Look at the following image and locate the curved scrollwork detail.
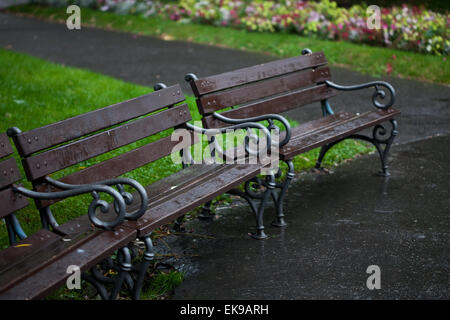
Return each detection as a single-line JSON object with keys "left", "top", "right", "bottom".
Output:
{"left": 185, "top": 121, "right": 271, "bottom": 160}
{"left": 325, "top": 80, "right": 395, "bottom": 110}
{"left": 184, "top": 73, "right": 198, "bottom": 82}
{"left": 13, "top": 183, "right": 126, "bottom": 230}
{"left": 213, "top": 112, "right": 291, "bottom": 147}
{"left": 243, "top": 177, "right": 265, "bottom": 199}
{"left": 315, "top": 119, "right": 398, "bottom": 176}
{"left": 82, "top": 246, "right": 132, "bottom": 300}
{"left": 45, "top": 177, "right": 148, "bottom": 221}
{"left": 372, "top": 119, "right": 398, "bottom": 144}
{"left": 227, "top": 173, "right": 276, "bottom": 239}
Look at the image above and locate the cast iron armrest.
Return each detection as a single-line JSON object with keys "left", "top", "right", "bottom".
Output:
{"left": 212, "top": 112, "right": 291, "bottom": 147}
{"left": 184, "top": 73, "right": 291, "bottom": 147}
{"left": 185, "top": 121, "right": 272, "bottom": 161}
{"left": 12, "top": 183, "right": 129, "bottom": 231}
{"left": 44, "top": 176, "right": 148, "bottom": 221}
{"left": 325, "top": 80, "right": 396, "bottom": 110}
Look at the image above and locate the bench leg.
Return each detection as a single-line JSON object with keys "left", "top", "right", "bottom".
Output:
{"left": 81, "top": 246, "right": 132, "bottom": 300}
{"left": 38, "top": 207, "right": 59, "bottom": 231}
{"left": 271, "top": 160, "right": 295, "bottom": 228}
{"left": 315, "top": 119, "right": 398, "bottom": 177}
{"left": 198, "top": 200, "right": 214, "bottom": 219}
{"left": 129, "top": 234, "right": 155, "bottom": 300}
{"left": 173, "top": 215, "right": 186, "bottom": 231}
{"left": 4, "top": 213, "right": 27, "bottom": 245}
{"left": 227, "top": 173, "right": 276, "bottom": 239}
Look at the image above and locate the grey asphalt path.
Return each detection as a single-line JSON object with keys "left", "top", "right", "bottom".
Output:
{"left": 172, "top": 135, "right": 450, "bottom": 299}
{"left": 0, "top": 12, "right": 449, "bottom": 300}
{"left": 0, "top": 0, "right": 28, "bottom": 9}
{"left": 0, "top": 12, "right": 449, "bottom": 143}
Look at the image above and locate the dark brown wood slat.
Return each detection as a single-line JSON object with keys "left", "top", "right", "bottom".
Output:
{"left": 0, "top": 187, "right": 29, "bottom": 219}
{"left": 0, "top": 134, "right": 13, "bottom": 159}
{"left": 198, "top": 67, "right": 332, "bottom": 114}
{"left": 220, "top": 112, "right": 355, "bottom": 160}
{"left": 64, "top": 164, "right": 240, "bottom": 232}
{"left": 142, "top": 164, "right": 224, "bottom": 204}
{"left": 203, "top": 84, "right": 337, "bottom": 128}
{"left": 0, "top": 224, "right": 102, "bottom": 294}
{"left": 98, "top": 164, "right": 224, "bottom": 214}
{"left": 142, "top": 164, "right": 229, "bottom": 210}
{"left": 191, "top": 52, "right": 327, "bottom": 96}
{"left": 23, "top": 104, "right": 191, "bottom": 181}
{"left": 135, "top": 164, "right": 263, "bottom": 236}
{"left": 14, "top": 85, "right": 184, "bottom": 157}
{"left": 53, "top": 214, "right": 96, "bottom": 237}
{"left": 280, "top": 109, "right": 401, "bottom": 160}
{"left": 280, "top": 112, "right": 355, "bottom": 141}
{"left": 60, "top": 131, "right": 198, "bottom": 186}
{"left": 0, "top": 229, "right": 61, "bottom": 292}
{"left": 0, "top": 226, "right": 137, "bottom": 300}
{"left": 0, "top": 158, "right": 22, "bottom": 189}
{"left": 34, "top": 131, "right": 199, "bottom": 208}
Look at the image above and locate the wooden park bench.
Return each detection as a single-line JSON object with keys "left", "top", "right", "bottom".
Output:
{"left": 0, "top": 132, "right": 139, "bottom": 300}
{"left": 185, "top": 48, "right": 400, "bottom": 228}
{"left": 1, "top": 84, "right": 274, "bottom": 299}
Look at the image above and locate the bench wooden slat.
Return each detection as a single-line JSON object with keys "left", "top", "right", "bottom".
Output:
{"left": 142, "top": 164, "right": 229, "bottom": 210}
{"left": 279, "top": 112, "right": 355, "bottom": 141}
{"left": 53, "top": 214, "right": 97, "bottom": 237}
{"left": 0, "top": 229, "right": 63, "bottom": 293}
{"left": 60, "top": 164, "right": 229, "bottom": 229}
{"left": 280, "top": 109, "right": 401, "bottom": 160}
{"left": 203, "top": 84, "right": 337, "bottom": 128}
{"left": 0, "top": 225, "right": 103, "bottom": 294}
{"left": 23, "top": 104, "right": 191, "bottom": 180}
{"left": 135, "top": 164, "right": 262, "bottom": 236}
{"left": 14, "top": 85, "right": 184, "bottom": 156}
{"left": 198, "top": 66, "right": 332, "bottom": 114}
{"left": 34, "top": 132, "right": 196, "bottom": 208}
{"left": 190, "top": 52, "right": 327, "bottom": 95}
{"left": 0, "top": 134, "right": 14, "bottom": 159}
{"left": 0, "top": 187, "right": 29, "bottom": 219}
{"left": 0, "top": 229, "right": 60, "bottom": 273}
{"left": 0, "top": 226, "right": 137, "bottom": 300}
{"left": 0, "top": 158, "right": 22, "bottom": 189}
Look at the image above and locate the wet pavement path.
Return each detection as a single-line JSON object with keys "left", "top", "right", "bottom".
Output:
{"left": 173, "top": 135, "right": 450, "bottom": 299}
{"left": 0, "top": 12, "right": 449, "bottom": 143}
{"left": 0, "top": 12, "right": 449, "bottom": 299}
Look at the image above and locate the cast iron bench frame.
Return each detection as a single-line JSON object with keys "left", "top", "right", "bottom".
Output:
{"left": 185, "top": 48, "right": 400, "bottom": 229}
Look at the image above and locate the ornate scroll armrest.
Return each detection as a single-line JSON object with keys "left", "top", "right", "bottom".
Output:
{"left": 325, "top": 80, "right": 396, "bottom": 110}
{"left": 185, "top": 121, "right": 272, "bottom": 160}
{"left": 212, "top": 112, "right": 292, "bottom": 147}
{"left": 12, "top": 183, "right": 127, "bottom": 231}
{"left": 44, "top": 177, "right": 148, "bottom": 221}
{"left": 184, "top": 74, "right": 291, "bottom": 147}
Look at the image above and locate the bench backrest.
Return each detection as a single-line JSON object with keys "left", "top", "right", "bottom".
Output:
{"left": 0, "top": 133, "right": 30, "bottom": 243}
{"left": 187, "top": 51, "right": 337, "bottom": 128}
{"left": 9, "top": 85, "right": 193, "bottom": 209}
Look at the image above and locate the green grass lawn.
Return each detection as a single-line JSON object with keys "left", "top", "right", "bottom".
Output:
{"left": 5, "top": 4, "right": 450, "bottom": 84}
{"left": 0, "top": 48, "right": 373, "bottom": 299}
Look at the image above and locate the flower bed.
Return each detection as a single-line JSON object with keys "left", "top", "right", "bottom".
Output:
{"left": 33, "top": 0, "right": 450, "bottom": 55}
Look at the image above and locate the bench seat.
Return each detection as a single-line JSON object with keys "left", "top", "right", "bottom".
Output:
{"left": 0, "top": 225, "right": 136, "bottom": 300}
{"left": 0, "top": 163, "right": 262, "bottom": 299}
{"left": 50, "top": 163, "right": 264, "bottom": 238}
{"left": 2, "top": 83, "right": 277, "bottom": 299}
{"left": 280, "top": 109, "right": 401, "bottom": 160}
{"left": 132, "top": 163, "right": 262, "bottom": 236}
